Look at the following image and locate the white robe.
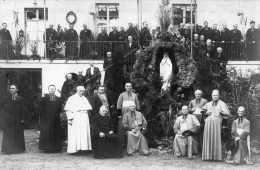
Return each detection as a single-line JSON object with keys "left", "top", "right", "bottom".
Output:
{"left": 64, "top": 94, "right": 92, "bottom": 153}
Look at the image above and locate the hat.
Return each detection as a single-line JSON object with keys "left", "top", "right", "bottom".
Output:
{"left": 250, "top": 20, "right": 255, "bottom": 24}
{"left": 77, "top": 86, "right": 85, "bottom": 91}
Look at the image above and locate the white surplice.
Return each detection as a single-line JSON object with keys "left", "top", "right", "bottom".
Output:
{"left": 64, "top": 93, "right": 93, "bottom": 153}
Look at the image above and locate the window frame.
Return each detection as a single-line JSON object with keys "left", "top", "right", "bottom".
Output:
{"left": 25, "top": 8, "right": 48, "bottom": 21}
{"left": 172, "top": 3, "right": 197, "bottom": 26}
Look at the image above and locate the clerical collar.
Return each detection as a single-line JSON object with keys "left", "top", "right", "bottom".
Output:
{"left": 127, "top": 91, "right": 132, "bottom": 97}
{"left": 49, "top": 94, "right": 56, "bottom": 101}
{"left": 238, "top": 116, "right": 243, "bottom": 124}
{"left": 212, "top": 100, "right": 219, "bottom": 106}
{"left": 11, "top": 93, "right": 17, "bottom": 100}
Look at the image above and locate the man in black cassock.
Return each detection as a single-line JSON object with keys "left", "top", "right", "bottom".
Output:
{"left": 39, "top": 85, "right": 62, "bottom": 152}
{"left": 0, "top": 84, "right": 25, "bottom": 154}
{"left": 230, "top": 24, "right": 242, "bottom": 59}
{"left": 119, "top": 27, "right": 127, "bottom": 41}
{"left": 124, "top": 36, "right": 138, "bottom": 72}
{"left": 79, "top": 24, "right": 94, "bottom": 59}
{"left": 126, "top": 22, "right": 139, "bottom": 42}
{"left": 93, "top": 106, "right": 123, "bottom": 159}
{"left": 76, "top": 70, "right": 85, "bottom": 87}
{"left": 140, "top": 21, "right": 152, "bottom": 48}
{"left": 199, "top": 21, "right": 212, "bottom": 41}
{"left": 43, "top": 24, "right": 58, "bottom": 58}
{"left": 220, "top": 23, "right": 231, "bottom": 42}
{"left": 0, "top": 23, "right": 13, "bottom": 59}
{"left": 60, "top": 73, "right": 76, "bottom": 104}
{"left": 85, "top": 62, "right": 101, "bottom": 96}
{"left": 64, "top": 25, "right": 78, "bottom": 59}
{"left": 211, "top": 24, "right": 220, "bottom": 42}
{"left": 96, "top": 28, "right": 109, "bottom": 57}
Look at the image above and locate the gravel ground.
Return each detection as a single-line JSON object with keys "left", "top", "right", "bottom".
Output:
{"left": 0, "top": 130, "right": 259, "bottom": 170}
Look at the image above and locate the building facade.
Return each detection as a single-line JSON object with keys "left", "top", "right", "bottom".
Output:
{"left": 0, "top": 0, "right": 259, "bottom": 97}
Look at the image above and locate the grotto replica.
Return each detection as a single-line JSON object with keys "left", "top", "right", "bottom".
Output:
{"left": 129, "top": 31, "right": 231, "bottom": 148}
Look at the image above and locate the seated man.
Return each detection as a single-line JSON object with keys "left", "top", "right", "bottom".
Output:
{"left": 93, "top": 106, "right": 123, "bottom": 159}
{"left": 227, "top": 106, "right": 251, "bottom": 165}
{"left": 173, "top": 105, "right": 200, "bottom": 159}
{"left": 122, "top": 101, "right": 149, "bottom": 155}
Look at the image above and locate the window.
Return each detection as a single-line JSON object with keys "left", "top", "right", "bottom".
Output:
{"left": 25, "top": 8, "right": 48, "bottom": 21}
{"left": 96, "top": 4, "right": 119, "bottom": 33}
{"left": 172, "top": 4, "right": 196, "bottom": 26}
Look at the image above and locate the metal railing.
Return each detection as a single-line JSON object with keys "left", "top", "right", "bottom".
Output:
{"left": 0, "top": 40, "right": 259, "bottom": 61}
{"left": 0, "top": 40, "right": 126, "bottom": 60}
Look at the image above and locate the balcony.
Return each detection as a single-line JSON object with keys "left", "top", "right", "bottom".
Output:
{"left": 0, "top": 40, "right": 259, "bottom": 62}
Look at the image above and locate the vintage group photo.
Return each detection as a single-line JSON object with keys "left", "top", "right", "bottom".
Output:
{"left": 0, "top": 0, "right": 260, "bottom": 169}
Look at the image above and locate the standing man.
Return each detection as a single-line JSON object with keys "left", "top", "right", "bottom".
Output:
{"left": 43, "top": 24, "right": 57, "bottom": 58}
{"left": 173, "top": 105, "right": 200, "bottom": 159}
{"left": 119, "top": 26, "right": 127, "bottom": 41}
{"left": 117, "top": 82, "right": 140, "bottom": 145}
{"left": 96, "top": 28, "right": 109, "bottom": 57}
{"left": 140, "top": 21, "right": 152, "bottom": 48}
{"left": 199, "top": 21, "right": 212, "bottom": 41}
{"left": 79, "top": 24, "right": 94, "bottom": 59}
{"left": 211, "top": 24, "right": 220, "bottom": 42}
{"left": 85, "top": 62, "right": 101, "bottom": 96}
{"left": 126, "top": 22, "right": 139, "bottom": 42}
{"left": 246, "top": 21, "right": 257, "bottom": 42}
{"left": 76, "top": 70, "right": 85, "bottom": 87}
{"left": 90, "top": 85, "right": 111, "bottom": 118}
{"left": 122, "top": 101, "right": 149, "bottom": 155}
{"left": 0, "top": 84, "right": 25, "bottom": 154}
{"left": 64, "top": 25, "right": 78, "bottom": 59}
{"left": 60, "top": 73, "right": 76, "bottom": 104}
{"left": 0, "top": 23, "right": 13, "bottom": 59}
{"left": 39, "top": 85, "right": 62, "bottom": 152}
{"left": 220, "top": 23, "right": 230, "bottom": 42}
{"left": 230, "top": 24, "right": 242, "bottom": 42}
{"left": 64, "top": 86, "right": 93, "bottom": 154}
{"left": 124, "top": 36, "right": 138, "bottom": 72}
{"left": 202, "top": 90, "right": 230, "bottom": 161}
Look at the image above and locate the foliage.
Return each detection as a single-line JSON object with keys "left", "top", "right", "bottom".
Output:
{"left": 29, "top": 41, "right": 41, "bottom": 61}
{"left": 130, "top": 32, "right": 198, "bottom": 145}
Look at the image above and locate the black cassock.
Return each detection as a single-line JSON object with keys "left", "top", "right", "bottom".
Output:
{"left": 60, "top": 80, "right": 76, "bottom": 104}
{"left": 0, "top": 29, "right": 13, "bottom": 59}
{"left": 64, "top": 29, "right": 78, "bottom": 57}
{"left": 79, "top": 29, "right": 93, "bottom": 59}
{"left": 93, "top": 114, "right": 123, "bottom": 159}
{"left": 0, "top": 95, "right": 25, "bottom": 154}
{"left": 39, "top": 95, "right": 62, "bottom": 152}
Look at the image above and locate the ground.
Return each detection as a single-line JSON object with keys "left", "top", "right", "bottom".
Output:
{"left": 0, "top": 130, "right": 260, "bottom": 170}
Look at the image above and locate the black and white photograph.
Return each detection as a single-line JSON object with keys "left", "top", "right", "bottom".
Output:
{"left": 0, "top": 0, "right": 260, "bottom": 169}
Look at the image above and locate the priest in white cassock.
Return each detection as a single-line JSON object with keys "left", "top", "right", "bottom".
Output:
{"left": 202, "top": 90, "right": 230, "bottom": 161}
{"left": 173, "top": 105, "right": 200, "bottom": 159}
{"left": 64, "top": 86, "right": 93, "bottom": 153}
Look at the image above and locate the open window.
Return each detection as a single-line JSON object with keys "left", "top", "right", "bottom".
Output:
{"left": 172, "top": 4, "right": 196, "bottom": 26}
{"left": 96, "top": 3, "right": 119, "bottom": 34}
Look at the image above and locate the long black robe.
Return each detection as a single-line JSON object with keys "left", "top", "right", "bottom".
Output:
{"left": 79, "top": 29, "right": 93, "bottom": 59}
{"left": 60, "top": 80, "right": 76, "bottom": 104}
{"left": 93, "top": 114, "right": 123, "bottom": 159}
{"left": 140, "top": 27, "right": 152, "bottom": 47}
{"left": 64, "top": 29, "right": 78, "bottom": 58}
{"left": 96, "top": 32, "right": 109, "bottom": 57}
{"left": 0, "top": 95, "right": 25, "bottom": 154}
{"left": 39, "top": 95, "right": 62, "bottom": 152}
{"left": 0, "top": 28, "right": 13, "bottom": 59}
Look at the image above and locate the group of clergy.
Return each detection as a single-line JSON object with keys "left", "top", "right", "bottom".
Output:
{"left": 173, "top": 89, "right": 251, "bottom": 165}
{"left": 0, "top": 83, "right": 251, "bottom": 165}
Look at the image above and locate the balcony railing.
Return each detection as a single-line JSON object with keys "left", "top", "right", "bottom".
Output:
{"left": 0, "top": 40, "right": 126, "bottom": 61}
{"left": 0, "top": 40, "right": 259, "bottom": 61}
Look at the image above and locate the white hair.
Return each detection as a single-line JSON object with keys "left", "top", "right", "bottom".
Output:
{"left": 195, "top": 90, "right": 203, "bottom": 95}
{"left": 99, "top": 105, "right": 108, "bottom": 112}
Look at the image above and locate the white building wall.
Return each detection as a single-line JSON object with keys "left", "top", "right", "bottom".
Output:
{"left": 1, "top": 0, "right": 259, "bottom": 39}
{"left": 0, "top": 60, "right": 104, "bottom": 96}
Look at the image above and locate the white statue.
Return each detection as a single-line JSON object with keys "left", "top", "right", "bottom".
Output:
{"left": 160, "top": 52, "right": 173, "bottom": 92}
